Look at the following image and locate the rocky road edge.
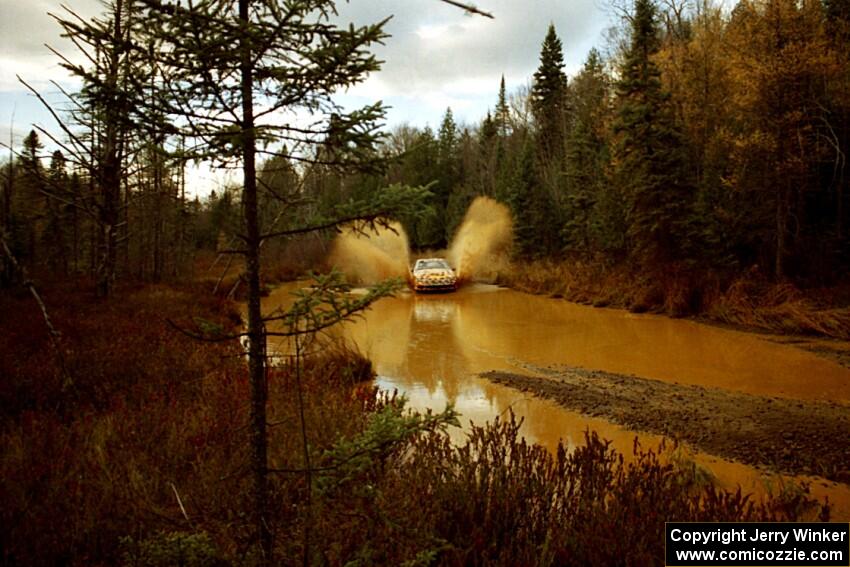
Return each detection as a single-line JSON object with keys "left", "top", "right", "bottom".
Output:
{"left": 482, "top": 367, "right": 850, "bottom": 484}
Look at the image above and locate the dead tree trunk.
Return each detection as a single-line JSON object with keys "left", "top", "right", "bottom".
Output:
{"left": 95, "top": 0, "right": 127, "bottom": 298}
{"left": 1, "top": 163, "right": 13, "bottom": 287}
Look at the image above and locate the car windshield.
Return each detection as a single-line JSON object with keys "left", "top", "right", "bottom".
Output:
{"left": 416, "top": 259, "right": 450, "bottom": 271}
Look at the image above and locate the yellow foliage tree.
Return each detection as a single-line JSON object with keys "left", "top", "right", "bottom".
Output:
{"left": 724, "top": 0, "right": 842, "bottom": 277}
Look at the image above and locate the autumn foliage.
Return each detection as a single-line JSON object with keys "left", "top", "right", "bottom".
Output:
{"left": 0, "top": 280, "right": 828, "bottom": 566}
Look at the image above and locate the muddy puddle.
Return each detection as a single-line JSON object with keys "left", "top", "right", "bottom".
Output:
{"left": 262, "top": 282, "right": 850, "bottom": 518}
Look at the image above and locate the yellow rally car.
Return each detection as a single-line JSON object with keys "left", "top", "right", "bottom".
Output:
{"left": 410, "top": 258, "right": 458, "bottom": 293}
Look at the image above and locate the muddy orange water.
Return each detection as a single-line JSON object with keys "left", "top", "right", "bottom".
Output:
{"left": 263, "top": 282, "right": 850, "bottom": 518}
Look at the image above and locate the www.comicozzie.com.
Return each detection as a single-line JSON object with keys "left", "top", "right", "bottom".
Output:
{"left": 665, "top": 522, "right": 850, "bottom": 566}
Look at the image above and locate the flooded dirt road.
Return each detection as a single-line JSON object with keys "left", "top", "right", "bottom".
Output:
{"left": 263, "top": 282, "right": 850, "bottom": 517}
{"left": 484, "top": 366, "right": 850, "bottom": 482}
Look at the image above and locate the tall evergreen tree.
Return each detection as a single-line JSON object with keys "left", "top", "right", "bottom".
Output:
{"left": 138, "top": 1, "right": 430, "bottom": 561}
{"left": 20, "top": 131, "right": 43, "bottom": 172}
{"left": 478, "top": 110, "right": 499, "bottom": 197}
{"left": 16, "top": 131, "right": 46, "bottom": 265}
{"left": 45, "top": 151, "right": 69, "bottom": 272}
{"left": 529, "top": 24, "right": 570, "bottom": 255}
{"left": 438, "top": 107, "right": 459, "bottom": 165}
{"left": 493, "top": 76, "right": 513, "bottom": 198}
{"left": 613, "top": 0, "right": 692, "bottom": 263}
{"left": 388, "top": 126, "right": 440, "bottom": 248}
{"left": 435, "top": 107, "right": 460, "bottom": 245}
{"left": 480, "top": 110, "right": 498, "bottom": 143}
{"left": 496, "top": 74, "right": 511, "bottom": 137}
{"left": 564, "top": 49, "right": 611, "bottom": 252}
{"left": 654, "top": 1, "right": 740, "bottom": 268}
{"left": 508, "top": 139, "right": 540, "bottom": 255}
{"left": 531, "top": 24, "right": 568, "bottom": 162}
{"left": 30, "top": 0, "right": 151, "bottom": 296}
{"left": 499, "top": 134, "right": 559, "bottom": 257}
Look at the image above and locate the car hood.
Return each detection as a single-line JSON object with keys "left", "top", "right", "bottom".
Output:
{"left": 413, "top": 268, "right": 455, "bottom": 278}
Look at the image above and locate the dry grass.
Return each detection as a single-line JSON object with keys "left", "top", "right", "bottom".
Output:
{"left": 263, "top": 235, "right": 330, "bottom": 283}
{"left": 191, "top": 235, "right": 328, "bottom": 300}
{"left": 705, "top": 278, "right": 850, "bottom": 340}
{"left": 0, "top": 280, "right": 388, "bottom": 565}
{"left": 499, "top": 259, "right": 700, "bottom": 315}
{"left": 501, "top": 259, "right": 850, "bottom": 339}
{"left": 0, "top": 278, "right": 833, "bottom": 565}
{"left": 0, "top": 281, "right": 247, "bottom": 564}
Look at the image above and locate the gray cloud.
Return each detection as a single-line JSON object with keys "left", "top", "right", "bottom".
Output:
{"left": 0, "top": 0, "right": 104, "bottom": 58}
{"left": 1, "top": 0, "right": 614, "bottom": 188}
{"left": 0, "top": 0, "right": 61, "bottom": 58}
{"left": 327, "top": 0, "right": 611, "bottom": 128}
{"left": 2, "top": 0, "right": 611, "bottom": 109}
{"left": 1, "top": 0, "right": 103, "bottom": 91}
{"left": 334, "top": 0, "right": 609, "bottom": 92}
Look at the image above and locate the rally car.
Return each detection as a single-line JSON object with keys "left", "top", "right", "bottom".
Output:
{"left": 410, "top": 258, "right": 458, "bottom": 293}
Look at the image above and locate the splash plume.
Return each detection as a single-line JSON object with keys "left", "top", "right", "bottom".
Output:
{"left": 327, "top": 222, "right": 411, "bottom": 285}
{"left": 329, "top": 197, "right": 513, "bottom": 287}
{"left": 448, "top": 196, "right": 513, "bottom": 284}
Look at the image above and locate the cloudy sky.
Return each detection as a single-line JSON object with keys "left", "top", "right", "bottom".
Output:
{"left": 0, "top": 0, "right": 614, "bottom": 193}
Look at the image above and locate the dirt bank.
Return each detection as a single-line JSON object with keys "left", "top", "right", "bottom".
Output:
{"left": 482, "top": 366, "right": 850, "bottom": 484}
{"left": 766, "top": 335, "right": 850, "bottom": 370}
{"left": 499, "top": 260, "right": 850, "bottom": 341}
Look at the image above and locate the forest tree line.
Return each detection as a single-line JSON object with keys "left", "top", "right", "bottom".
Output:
{"left": 0, "top": 1, "right": 846, "bottom": 563}
{"left": 3, "top": 0, "right": 850, "bottom": 292}
{"left": 0, "top": 133, "right": 306, "bottom": 280}
{"left": 321, "top": 0, "right": 850, "bottom": 283}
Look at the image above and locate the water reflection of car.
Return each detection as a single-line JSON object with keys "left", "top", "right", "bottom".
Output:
{"left": 410, "top": 258, "right": 458, "bottom": 293}
{"left": 413, "top": 298, "right": 458, "bottom": 322}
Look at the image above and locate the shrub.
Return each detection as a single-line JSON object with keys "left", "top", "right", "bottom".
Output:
{"left": 0, "top": 280, "right": 830, "bottom": 566}
{"left": 121, "top": 532, "right": 228, "bottom": 567}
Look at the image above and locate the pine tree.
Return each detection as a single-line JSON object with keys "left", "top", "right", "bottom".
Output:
{"left": 17, "top": 131, "right": 46, "bottom": 266}
{"left": 653, "top": 1, "right": 739, "bottom": 268}
{"left": 28, "top": 0, "right": 152, "bottom": 296}
{"left": 613, "top": 0, "right": 691, "bottom": 264}
{"left": 478, "top": 111, "right": 499, "bottom": 197}
{"left": 504, "top": 136, "right": 559, "bottom": 257}
{"left": 138, "top": 3, "right": 430, "bottom": 561}
{"left": 45, "top": 151, "right": 69, "bottom": 272}
{"left": 564, "top": 49, "right": 611, "bottom": 252}
{"left": 496, "top": 74, "right": 511, "bottom": 137}
{"left": 493, "top": 76, "right": 512, "bottom": 198}
{"left": 390, "top": 126, "right": 440, "bottom": 248}
{"left": 531, "top": 24, "right": 568, "bottom": 162}
{"left": 480, "top": 110, "right": 498, "bottom": 143}
{"left": 20, "top": 131, "right": 43, "bottom": 172}
{"left": 508, "top": 140, "right": 540, "bottom": 255}
{"left": 529, "top": 24, "right": 570, "bottom": 255}
{"left": 438, "top": 107, "right": 459, "bottom": 165}
{"left": 435, "top": 107, "right": 460, "bottom": 245}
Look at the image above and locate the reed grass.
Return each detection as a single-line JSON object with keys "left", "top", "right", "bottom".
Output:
{"left": 0, "top": 278, "right": 831, "bottom": 565}
{"left": 500, "top": 259, "right": 850, "bottom": 339}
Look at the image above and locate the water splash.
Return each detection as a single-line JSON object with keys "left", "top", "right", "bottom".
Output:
{"left": 448, "top": 196, "right": 513, "bottom": 284}
{"left": 327, "top": 222, "right": 411, "bottom": 285}
{"left": 328, "top": 197, "right": 513, "bottom": 287}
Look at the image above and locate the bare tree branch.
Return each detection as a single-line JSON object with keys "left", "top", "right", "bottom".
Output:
{"left": 256, "top": 211, "right": 392, "bottom": 242}
{"left": 439, "top": 0, "right": 494, "bottom": 18}
{"left": 0, "top": 230, "right": 74, "bottom": 392}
